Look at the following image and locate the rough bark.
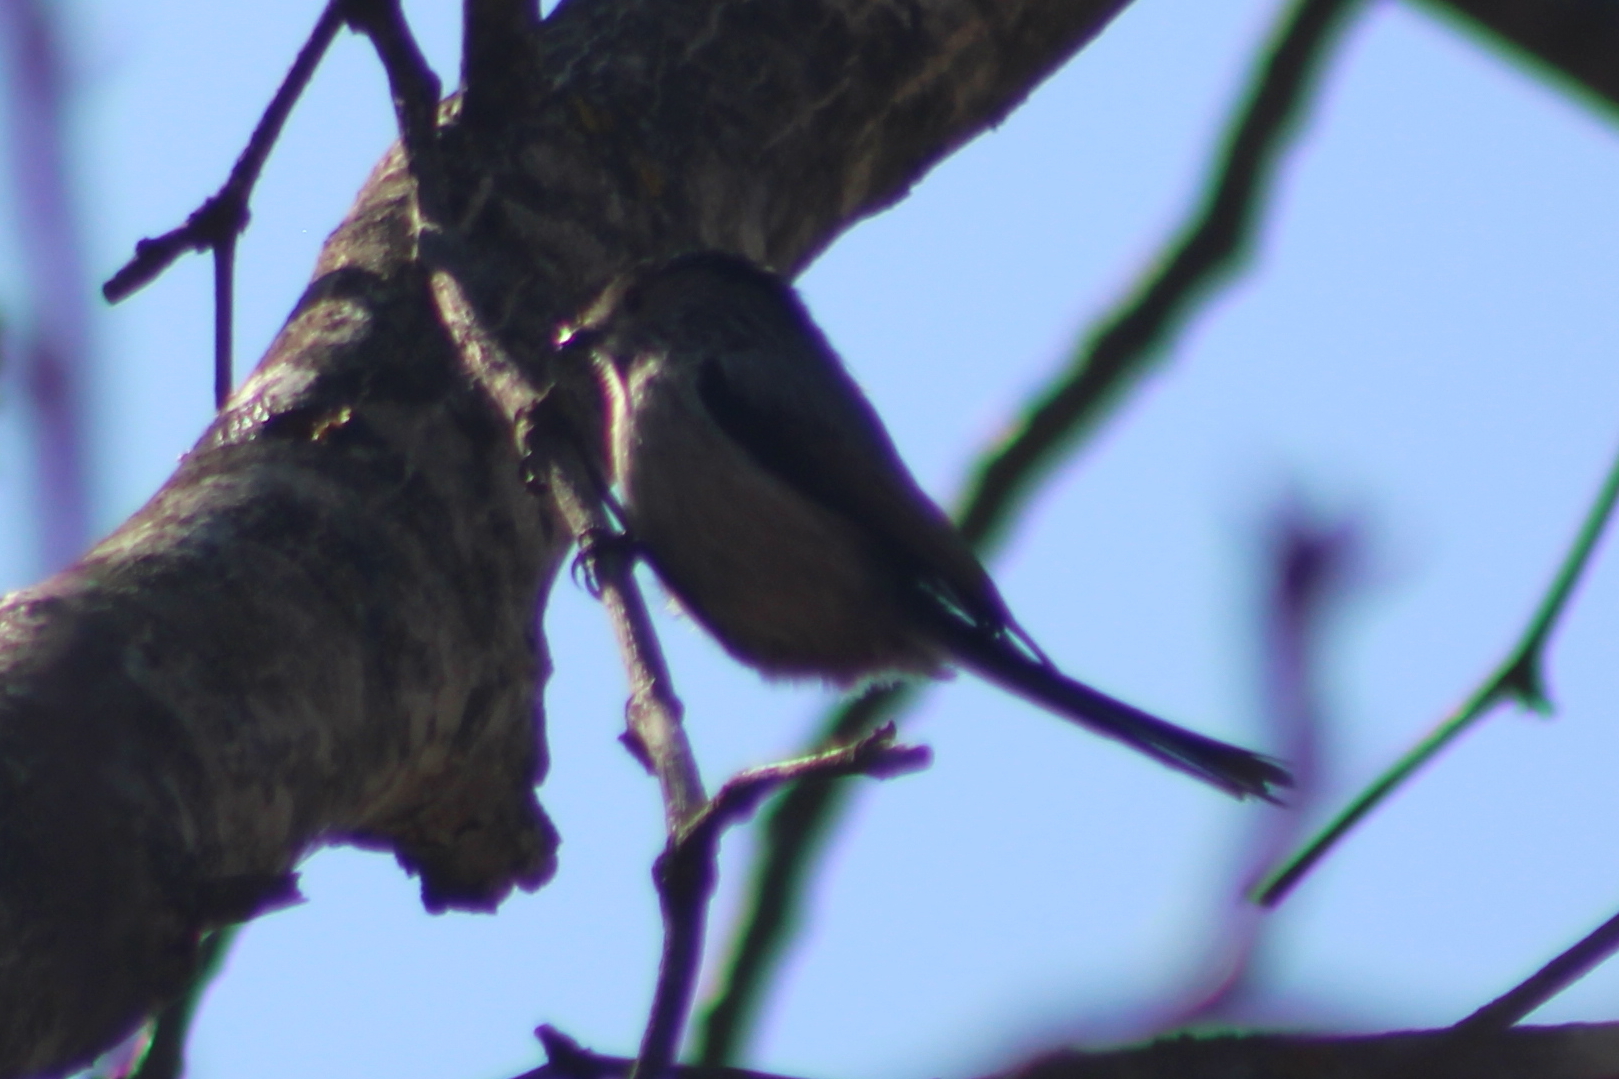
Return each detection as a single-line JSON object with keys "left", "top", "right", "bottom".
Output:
{"left": 0, "top": 0, "right": 1129, "bottom": 1074}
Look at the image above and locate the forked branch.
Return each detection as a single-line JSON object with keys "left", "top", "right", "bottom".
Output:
{"left": 101, "top": 0, "right": 347, "bottom": 407}
{"left": 1255, "top": 438, "right": 1619, "bottom": 906}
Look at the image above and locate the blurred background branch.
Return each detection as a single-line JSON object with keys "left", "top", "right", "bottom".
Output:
{"left": 1255, "top": 437, "right": 1619, "bottom": 907}
{"left": 1145, "top": 501, "right": 1357, "bottom": 1031}
{"left": 0, "top": 0, "right": 91, "bottom": 570}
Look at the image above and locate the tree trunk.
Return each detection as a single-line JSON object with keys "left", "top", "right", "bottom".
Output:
{"left": 0, "top": 0, "right": 1128, "bottom": 1073}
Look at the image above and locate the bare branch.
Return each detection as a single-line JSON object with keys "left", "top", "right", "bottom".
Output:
{"left": 694, "top": 684, "right": 913, "bottom": 1064}
{"left": 542, "top": 434, "right": 708, "bottom": 829}
{"left": 1255, "top": 437, "right": 1619, "bottom": 906}
{"left": 1453, "top": 908, "right": 1619, "bottom": 1035}
{"left": 635, "top": 725, "right": 926, "bottom": 1079}
{"left": 955, "top": 0, "right": 1366, "bottom": 550}
{"left": 101, "top": 0, "right": 346, "bottom": 408}
{"left": 1004, "top": 1023, "right": 1619, "bottom": 1079}
{"left": 343, "top": 0, "right": 447, "bottom": 216}
{"left": 524, "top": 1025, "right": 800, "bottom": 1079}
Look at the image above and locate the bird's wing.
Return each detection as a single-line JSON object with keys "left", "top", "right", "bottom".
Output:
{"left": 693, "top": 336, "right": 1013, "bottom": 635}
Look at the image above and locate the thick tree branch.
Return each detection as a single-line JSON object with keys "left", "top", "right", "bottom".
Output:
{"left": 0, "top": 0, "right": 1139, "bottom": 1072}
{"left": 532, "top": 1022, "right": 1619, "bottom": 1079}
{"left": 1005, "top": 1023, "right": 1619, "bottom": 1079}
{"left": 1418, "top": 0, "right": 1619, "bottom": 114}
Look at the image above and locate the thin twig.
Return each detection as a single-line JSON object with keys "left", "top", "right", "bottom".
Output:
{"left": 1385, "top": 900, "right": 1619, "bottom": 1079}
{"left": 953, "top": 0, "right": 1366, "bottom": 551}
{"left": 343, "top": 0, "right": 447, "bottom": 217}
{"left": 211, "top": 237, "right": 236, "bottom": 410}
{"left": 521, "top": 1025, "right": 803, "bottom": 1079}
{"left": 101, "top": 0, "right": 346, "bottom": 408}
{"left": 636, "top": 726, "right": 927, "bottom": 1079}
{"left": 1455, "top": 906, "right": 1619, "bottom": 1034}
{"left": 1254, "top": 437, "right": 1619, "bottom": 907}
{"left": 695, "top": 0, "right": 1366, "bottom": 1062}
{"left": 694, "top": 684, "right": 911, "bottom": 1064}
{"left": 560, "top": 492, "right": 707, "bottom": 828}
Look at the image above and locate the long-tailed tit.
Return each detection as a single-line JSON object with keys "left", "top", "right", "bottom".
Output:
{"left": 564, "top": 252, "right": 1289, "bottom": 801}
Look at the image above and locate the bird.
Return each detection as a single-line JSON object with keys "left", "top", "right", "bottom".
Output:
{"left": 561, "top": 251, "right": 1290, "bottom": 801}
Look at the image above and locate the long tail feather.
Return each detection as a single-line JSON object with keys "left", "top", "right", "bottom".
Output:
{"left": 940, "top": 622, "right": 1291, "bottom": 801}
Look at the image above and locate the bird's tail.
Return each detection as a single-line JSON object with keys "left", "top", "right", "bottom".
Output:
{"left": 940, "top": 622, "right": 1292, "bottom": 802}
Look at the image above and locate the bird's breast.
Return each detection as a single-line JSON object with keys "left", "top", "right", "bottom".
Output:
{"left": 613, "top": 367, "right": 941, "bottom": 684}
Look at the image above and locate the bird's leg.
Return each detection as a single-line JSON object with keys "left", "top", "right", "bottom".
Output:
{"left": 571, "top": 527, "right": 644, "bottom": 599}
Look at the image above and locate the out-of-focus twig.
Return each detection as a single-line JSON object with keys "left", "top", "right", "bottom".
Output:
{"left": 102, "top": 0, "right": 346, "bottom": 407}
{"left": 1416, "top": 0, "right": 1619, "bottom": 116}
{"left": 0, "top": 0, "right": 92, "bottom": 568}
{"left": 1255, "top": 437, "right": 1619, "bottom": 907}
{"left": 953, "top": 0, "right": 1366, "bottom": 551}
{"left": 1152, "top": 503, "right": 1357, "bottom": 1029}
{"left": 695, "top": 0, "right": 1366, "bottom": 1063}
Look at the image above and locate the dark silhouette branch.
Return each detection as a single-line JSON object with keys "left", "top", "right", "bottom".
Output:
{"left": 697, "top": 0, "right": 1366, "bottom": 1061}
{"left": 1419, "top": 0, "right": 1619, "bottom": 116}
{"left": 1255, "top": 437, "right": 1619, "bottom": 906}
{"left": 636, "top": 728, "right": 927, "bottom": 1079}
{"left": 1004, "top": 1023, "right": 1619, "bottom": 1079}
{"left": 525, "top": 1025, "right": 804, "bottom": 1079}
{"left": 695, "top": 684, "right": 915, "bottom": 1064}
{"left": 101, "top": 0, "right": 346, "bottom": 407}
{"left": 344, "top": 0, "right": 448, "bottom": 217}
{"left": 1453, "top": 907, "right": 1619, "bottom": 1034}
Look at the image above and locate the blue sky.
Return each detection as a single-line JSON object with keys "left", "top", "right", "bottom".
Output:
{"left": 3, "top": 2, "right": 1619, "bottom": 1077}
